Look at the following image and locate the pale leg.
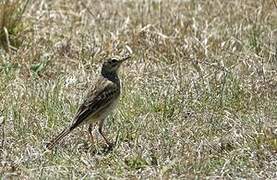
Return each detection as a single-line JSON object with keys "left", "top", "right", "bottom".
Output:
{"left": 88, "top": 124, "right": 94, "bottom": 144}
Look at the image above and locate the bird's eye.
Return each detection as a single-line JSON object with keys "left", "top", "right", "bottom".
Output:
{"left": 111, "top": 59, "right": 117, "bottom": 63}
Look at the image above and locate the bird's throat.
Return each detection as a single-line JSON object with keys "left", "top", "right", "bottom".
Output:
{"left": 101, "top": 71, "right": 120, "bottom": 84}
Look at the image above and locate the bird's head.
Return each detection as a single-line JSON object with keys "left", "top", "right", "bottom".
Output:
{"left": 101, "top": 55, "right": 130, "bottom": 74}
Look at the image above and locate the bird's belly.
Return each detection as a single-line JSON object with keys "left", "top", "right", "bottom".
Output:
{"left": 86, "top": 98, "right": 119, "bottom": 123}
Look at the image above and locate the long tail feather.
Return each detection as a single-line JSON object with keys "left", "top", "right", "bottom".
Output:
{"left": 46, "top": 127, "right": 72, "bottom": 150}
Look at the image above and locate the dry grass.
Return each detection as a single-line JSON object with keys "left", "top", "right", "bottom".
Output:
{"left": 0, "top": 0, "right": 277, "bottom": 178}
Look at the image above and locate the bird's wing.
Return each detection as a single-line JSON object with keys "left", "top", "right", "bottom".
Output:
{"left": 69, "top": 79, "right": 120, "bottom": 130}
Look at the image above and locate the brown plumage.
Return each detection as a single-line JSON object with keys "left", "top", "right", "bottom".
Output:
{"left": 46, "top": 56, "right": 129, "bottom": 150}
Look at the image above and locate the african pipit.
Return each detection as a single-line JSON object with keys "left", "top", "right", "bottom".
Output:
{"left": 46, "top": 56, "right": 130, "bottom": 150}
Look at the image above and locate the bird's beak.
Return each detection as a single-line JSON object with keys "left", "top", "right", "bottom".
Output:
{"left": 119, "top": 55, "right": 131, "bottom": 63}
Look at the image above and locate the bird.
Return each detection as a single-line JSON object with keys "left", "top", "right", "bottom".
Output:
{"left": 46, "top": 55, "right": 130, "bottom": 150}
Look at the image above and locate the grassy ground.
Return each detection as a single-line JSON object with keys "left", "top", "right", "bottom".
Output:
{"left": 0, "top": 0, "right": 277, "bottom": 178}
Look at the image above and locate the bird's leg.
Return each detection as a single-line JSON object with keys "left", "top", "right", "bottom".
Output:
{"left": 88, "top": 124, "right": 94, "bottom": 144}
{"left": 98, "top": 119, "right": 112, "bottom": 148}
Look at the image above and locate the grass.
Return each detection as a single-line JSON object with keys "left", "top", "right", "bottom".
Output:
{"left": 0, "top": 0, "right": 277, "bottom": 178}
{"left": 0, "top": 0, "right": 29, "bottom": 51}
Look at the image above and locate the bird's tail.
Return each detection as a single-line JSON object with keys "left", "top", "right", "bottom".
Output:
{"left": 46, "top": 127, "right": 72, "bottom": 150}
